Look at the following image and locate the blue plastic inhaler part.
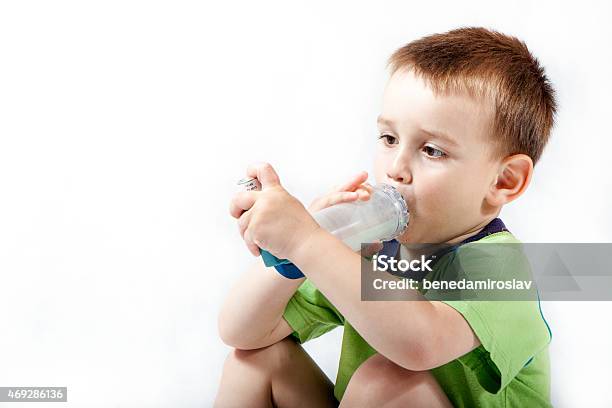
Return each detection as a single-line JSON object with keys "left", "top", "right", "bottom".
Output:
{"left": 260, "top": 250, "right": 290, "bottom": 267}
{"left": 261, "top": 250, "right": 305, "bottom": 279}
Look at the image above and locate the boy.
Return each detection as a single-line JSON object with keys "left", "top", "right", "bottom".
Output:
{"left": 216, "top": 27, "right": 555, "bottom": 407}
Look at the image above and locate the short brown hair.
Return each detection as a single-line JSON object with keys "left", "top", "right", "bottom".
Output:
{"left": 388, "top": 27, "right": 557, "bottom": 165}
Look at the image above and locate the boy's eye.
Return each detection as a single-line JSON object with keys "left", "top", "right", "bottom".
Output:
{"left": 423, "top": 145, "right": 446, "bottom": 159}
{"left": 378, "top": 134, "right": 398, "bottom": 145}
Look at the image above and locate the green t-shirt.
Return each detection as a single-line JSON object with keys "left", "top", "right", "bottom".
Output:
{"left": 282, "top": 231, "right": 553, "bottom": 406}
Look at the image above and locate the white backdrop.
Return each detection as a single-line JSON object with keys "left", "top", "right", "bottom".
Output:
{"left": 1, "top": 1, "right": 611, "bottom": 406}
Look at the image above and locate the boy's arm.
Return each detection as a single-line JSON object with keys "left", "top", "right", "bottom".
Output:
{"left": 289, "top": 228, "right": 481, "bottom": 371}
{"left": 223, "top": 167, "right": 373, "bottom": 350}
{"left": 232, "top": 162, "right": 479, "bottom": 368}
{"left": 217, "top": 259, "right": 301, "bottom": 350}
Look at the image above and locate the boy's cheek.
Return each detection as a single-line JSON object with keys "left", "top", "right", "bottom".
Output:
{"left": 409, "top": 189, "right": 451, "bottom": 227}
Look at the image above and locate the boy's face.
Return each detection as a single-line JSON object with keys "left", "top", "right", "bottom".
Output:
{"left": 374, "top": 69, "right": 502, "bottom": 244}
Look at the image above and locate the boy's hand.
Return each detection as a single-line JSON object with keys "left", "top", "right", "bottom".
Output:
{"left": 229, "top": 162, "right": 321, "bottom": 261}
{"left": 308, "top": 171, "right": 383, "bottom": 258}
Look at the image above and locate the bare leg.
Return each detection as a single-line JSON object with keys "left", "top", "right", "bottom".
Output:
{"left": 339, "top": 353, "right": 453, "bottom": 408}
{"left": 214, "top": 337, "right": 339, "bottom": 408}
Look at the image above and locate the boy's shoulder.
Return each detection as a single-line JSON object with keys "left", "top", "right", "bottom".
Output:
{"left": 452, "top": 218, "right": 525, "bottom": 267}
{"left": 456, "top": 229, "right": 524, "bottom": 264}
{"left": 456, "top": 229, "right": 525, "bottom": 265}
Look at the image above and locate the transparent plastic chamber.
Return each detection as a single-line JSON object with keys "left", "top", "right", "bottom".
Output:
{"left": 312, "top": 183, "right": 410, "bottom": 250}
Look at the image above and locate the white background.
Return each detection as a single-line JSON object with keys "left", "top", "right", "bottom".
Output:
{"left": 1, "top": 1, "right": 611, "bottom": 406}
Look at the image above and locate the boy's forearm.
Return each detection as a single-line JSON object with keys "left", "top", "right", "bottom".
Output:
{"left": 217, "top": 259, "right": 304, "bottom": 349}
{"left": 289, "top": 228, "right": 437, "bottom": 370}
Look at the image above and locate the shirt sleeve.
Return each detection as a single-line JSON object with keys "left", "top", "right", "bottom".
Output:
{"left": 441, "top": 300, "right": 551, "bottom": 394}
{"left": 283, "top": 278, "right": 345, "bottom": 344}
{"left": 438, "top": 241, "right": 552, "bottom": 394}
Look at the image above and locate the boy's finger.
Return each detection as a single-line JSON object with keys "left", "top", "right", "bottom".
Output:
{"left": 243, "top": 228, "right": 261, "bottom": 257}
{"left": 327, "top": 191, "right": 359, "bottom": 206}
{"left": 356, "top": 188, "right": 371, "bottom": 200}
{"left": 246, "top": 162, "right": 281, "bottom": 190}
{"left": 361, "top": 182, "right": 374, "bottom": 193}
{"left": 330, "top": 171, "right": 365, "bottom": 193}
{"left": 335, "top": 171, "right": 368, "bottom": 192}
{"left": 229, "top": 191, "right": 257, "bottom": 219}
{"left": 237, "top": 210, "right": 252, "bottom": 239}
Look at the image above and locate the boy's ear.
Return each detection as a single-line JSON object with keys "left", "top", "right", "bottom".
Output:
{"left": 486, "top": 154, "right": 534, "bottom": 207}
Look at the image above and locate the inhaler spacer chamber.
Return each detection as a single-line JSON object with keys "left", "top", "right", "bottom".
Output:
{"left": 311, "top": 183, "right": 409, "bottom": 253}
{"left": 237, "top": 178, "right": 410, "bottom": 272}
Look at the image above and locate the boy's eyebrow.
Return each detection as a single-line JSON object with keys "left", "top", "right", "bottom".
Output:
{"left": 420, "top": 128, "right": 459, "bottom": 147}
{"left": 377, "top": 115, "right": 459, "bottom": 147}
{"left": 377, "top": 116, "right": 398, "bottom": 133}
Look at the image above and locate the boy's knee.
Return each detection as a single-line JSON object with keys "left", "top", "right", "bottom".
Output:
{"left": 224, "top": 336, "right": 297, "bottom": 376}
{"left": 343, "top": 353, "right": 431, "bottom": 403}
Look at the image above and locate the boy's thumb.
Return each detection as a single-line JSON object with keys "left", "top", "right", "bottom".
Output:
{"left": 246, "top": 162, "right": 282, "bottom": 190}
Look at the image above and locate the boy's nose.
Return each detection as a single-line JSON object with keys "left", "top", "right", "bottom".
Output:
{"left": 387, "top": 162, "right": 412, "bottom": 184}
{"left": 387, "top": 149, "right": 412, "bottom": 184}
{"left": 388, "top": 172, "right": 411, "bottom": 184}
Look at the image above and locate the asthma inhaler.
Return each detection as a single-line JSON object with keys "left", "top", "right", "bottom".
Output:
{"left": 236, "top": 177, "right": 410, "bottom": 269}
